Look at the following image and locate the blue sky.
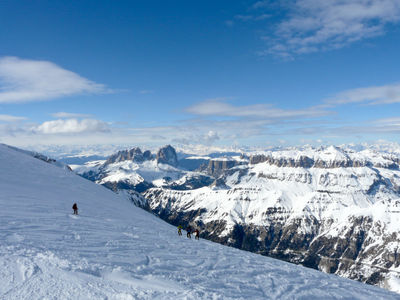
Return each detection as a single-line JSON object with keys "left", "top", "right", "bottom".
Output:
{"left": 0, "top": 0, "right": 400, "bottom": 149}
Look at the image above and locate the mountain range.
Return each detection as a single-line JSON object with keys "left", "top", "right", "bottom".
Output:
{"left": 72, "top": 143, "right": 400, "bottom": 293}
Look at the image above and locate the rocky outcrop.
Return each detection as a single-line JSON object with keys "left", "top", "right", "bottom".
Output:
{"left": 157, "top": 145, "right": 178, "bottom": 167}
{"left": 249, "top": 155, "right": 315, "bottom": 168}
{"left": 105, "top": 147, "right": 153, "bottom": 165}
{"left": 207, "top": 159, "right": 237, "bottom": 177}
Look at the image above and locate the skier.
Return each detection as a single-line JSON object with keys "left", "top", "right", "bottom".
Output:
{"left": 178, "top": 225, "right": 183, "bottom": 236}
{"left": 186, "top": 226, "right": 192, "bottom": 238}
{"left": 72, "top": 203, "right": 78, "bottom": 215}
{"left": 194, "top": 229, "right": 200, "bottom": 240}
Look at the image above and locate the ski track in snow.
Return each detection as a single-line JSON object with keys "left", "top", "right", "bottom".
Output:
{"left": 0, "top": 144, "right": 399, "bottom": 300}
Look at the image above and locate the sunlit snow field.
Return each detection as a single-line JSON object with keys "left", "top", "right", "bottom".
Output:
{"left": 0, "top": 144, "right": 398, "bottom": 299}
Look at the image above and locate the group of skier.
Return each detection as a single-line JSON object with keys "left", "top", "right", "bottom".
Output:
{"left": 177, "top": 225, "right": 200, "bottom": 240}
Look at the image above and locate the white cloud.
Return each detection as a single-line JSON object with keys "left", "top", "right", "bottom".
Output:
{"left": 257, "top": 0, "right": 400, "bottom": 57}
{"left": 0, "top": 56, "right": 110, "bottom": 103}
{"left": 33, "top": 119, "right": 110, "bottom": 134}
{"left": 326, "top": 82, "right": 400, "bottom": 105}
{"left": 186, "top": 98, "right": 329, "bottom": 119}
{"left": 0, "top": 114, "right": 27, "bottom": 122}
{"left": 51, "top": 112, "right": 92, "bottom": 118}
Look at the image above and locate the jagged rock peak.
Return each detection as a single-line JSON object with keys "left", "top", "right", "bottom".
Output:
{"left": 156, "top": 145, "right": 178, "bottom": 167}
{"left": 106, "top": 147, "right": 152, "bottom": 164}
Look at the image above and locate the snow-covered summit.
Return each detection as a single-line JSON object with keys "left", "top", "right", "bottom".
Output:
{"left": 1, "top": 144, "right": 398, "bottom": 299}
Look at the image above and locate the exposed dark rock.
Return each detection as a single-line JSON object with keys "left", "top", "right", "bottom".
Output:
{"left": 207, "top": 159, "right": 237, "bottom": 177}
{"left": 105, "top": 147, "right": 152, "bottom": 165}
{"left": 249, "top": 155, "right": 268, "bottom": 164}
{"left": 249, "top": 155, "right": 314, "bottom": 168}
{"left": 157, "top": 145, "right": 178, "bottom": 167}
{"left": 143, "top": 150, "right": 152, "bottom": 160}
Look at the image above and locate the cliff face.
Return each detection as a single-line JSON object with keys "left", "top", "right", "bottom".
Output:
{"left": 206, "top": 159, "right": 238, "bottom": 177}
{"left": 249, "top": 154, "right": 315, "bottom": 167}
{"left": 156, "top": 145, "right": 178, "bottom": 167}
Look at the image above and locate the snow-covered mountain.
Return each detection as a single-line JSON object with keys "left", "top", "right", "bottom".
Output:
{"left": 3, "top": 144, "right": 398, "bottom": 299}
{"left": 73, "top": 144, "right": 400, "bottom": 293}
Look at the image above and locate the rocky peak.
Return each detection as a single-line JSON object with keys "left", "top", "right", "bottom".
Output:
{"left": 156, "top": 145, "right": 178, "bottom": 167}
{"left": 105, "top": 147, "right": 152, "bottom": 165}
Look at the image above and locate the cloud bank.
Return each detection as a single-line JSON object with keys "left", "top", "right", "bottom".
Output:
{"left": 0, "top": 57, "right": 110, "bottom": 103}
{"left": 33, "top": 119, "right": 110, "bottom": 134}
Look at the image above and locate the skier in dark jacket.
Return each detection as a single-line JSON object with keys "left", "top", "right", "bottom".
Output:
{"left": 186, "top": 226, "right": 192, "bottom": 238}
{"left": 194, "top": 229, "right": 200, "bottom": 240}
{"left": 72, "top": 203, "right": 78, "bottom": 215}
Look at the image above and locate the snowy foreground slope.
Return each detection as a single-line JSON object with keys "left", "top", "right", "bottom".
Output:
{"left": 0, "top": 144, "right": 398, "bottom": 300}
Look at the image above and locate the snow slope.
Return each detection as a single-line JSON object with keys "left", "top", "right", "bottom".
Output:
{"left": 0, "top": 144, "right": 398, "bottom": 300}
